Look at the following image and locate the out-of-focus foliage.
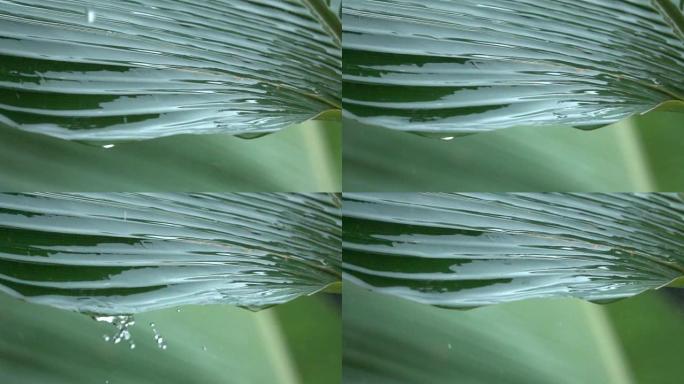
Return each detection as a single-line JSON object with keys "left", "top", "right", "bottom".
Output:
{"left": 0, "top": 120, "right": 341, "bottom": 191}
{"left": 343, "top": 113, "right": 683, "bottom": 191}
{"left": 0, "top": 293, "right": 340, "bottom": 384}
{"left": 343, "top": 283, "right": 684, "bottom": 384}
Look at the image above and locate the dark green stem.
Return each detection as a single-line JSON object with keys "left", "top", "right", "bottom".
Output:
{"left": 652, "top": 0, "right": 684, "bottom": 41}
{"left": 302, "top": 0, "right": 342, "bottom": 46}
{"left": 323, "top": 281, "right": 342, "bottom": 294}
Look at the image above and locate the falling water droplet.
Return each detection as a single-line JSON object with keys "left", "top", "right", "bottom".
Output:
{"left": 86, "top": 8, "right": 96, "bottom": 23}
{"left": 150, "top": 322, "right": 168, "bottom": 350}
{"left": 176, "top": 308, "right": 182, "bottom": 313}
{"left": 93, "top": 315, "right": 136, "bottom": 350}
{"left": 448, "top": 343, "right": 452, "bottom": 350}
{"left": 202, "top": 345, "right": 208, "bottom": 352}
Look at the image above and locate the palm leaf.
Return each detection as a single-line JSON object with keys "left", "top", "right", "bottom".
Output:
{"left": 0, "top": 0, "right": 341, "bottom": 141}
{"left": 0, "top": 193, "right": 341, "bottom": 314}
{"left": 343, "top": 193, "right": 684, "bottom": 308}
{"left": 342, "top": 0, "right": 684, "bottom": 134}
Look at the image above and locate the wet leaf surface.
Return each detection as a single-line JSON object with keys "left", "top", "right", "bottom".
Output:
{"left": 0, "top": 1, "right": 341, "bottom": 140}
{"left": 342, "top": 0, "right": 684, "bottom": 134}
{"left": 343, "top": 193, "right": 684, "bottom": 308}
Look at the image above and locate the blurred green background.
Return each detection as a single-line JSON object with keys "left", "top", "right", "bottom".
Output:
{"left": 0, "top": 120, "right": 341, "bottom": 192}
{"left": 343, "top": 112, "right": 684, "bottom": 191}
{"left": 343, "top": 283, "right": 684, "bottom": 384}
{"left": 0, "top": 292, "right": 340, "bottom": 384}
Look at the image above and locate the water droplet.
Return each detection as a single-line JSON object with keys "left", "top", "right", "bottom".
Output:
{"left": 202, "top": 345, "right": 208, "bottom": 352}
{"left": 448, "top": 343, "right": 452, "bottom": 350}
{"left": 86, "top": 8, "right": 96, "bottom": 23}
{"left": 150, "top": 321, "right": 168, "bottom": 350}
{"left": 441, "top": 136, "right": 454, "bottom": 141}
{"left": 93, "top": 315, "right": 136, "bottom": 350}
{"left": 176, "top": 308, "right": 181, "bottom": 313}
{"left": 102, "top": 144, "right": 115, "bottom": 149}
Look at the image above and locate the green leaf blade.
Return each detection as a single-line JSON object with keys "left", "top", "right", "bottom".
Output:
{"left": 0, "top": 193, "right": 341, "bottom": 314}
{"left": 0, "top": 0, "right": 341, "bottom": 141}
{"left": 343, "top": 193, "right": 684, "bottom": 308}
{"left": 342, "top": 0, "right": 684, "bottom": 134}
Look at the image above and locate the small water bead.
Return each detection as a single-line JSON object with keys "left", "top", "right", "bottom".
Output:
{"left": 202, "top": 345, "right": 208, "bottom": 352}
{"left": 86, "top": 8, "right": 96, "bottom": 23}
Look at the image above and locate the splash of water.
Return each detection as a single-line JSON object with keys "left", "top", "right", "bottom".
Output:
{"left": 93, "top": 315, "right": 136, "bottom": 350}
{"left": 93, "top": 315, "right": 168, "bottom": 350}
